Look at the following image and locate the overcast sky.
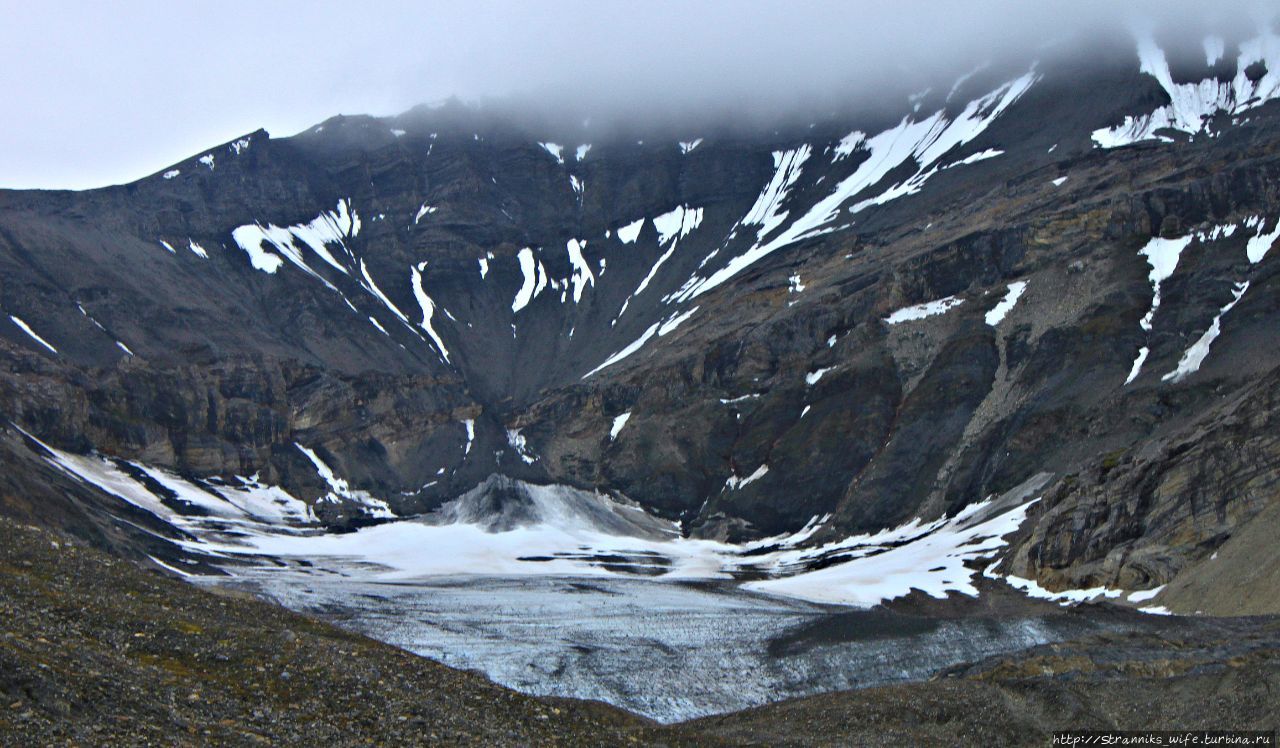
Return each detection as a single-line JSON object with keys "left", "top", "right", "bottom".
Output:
{"left": 0, "top": 1, "right": 1269, "bottom": 190}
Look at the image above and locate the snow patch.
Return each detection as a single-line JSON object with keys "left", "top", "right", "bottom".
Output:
{"left": 885, "top": 296, "right": 965, "bottom": 324}
{"left": 617, "top": 218, "right": 645, "bottom": 244}
{"left": 609, "top": 412, "right": 632, "bottom": 441}
{"left": 805, "top": 367, "right": 834, "bottom": 386}
{"left": 566, "top": 239, "right": 596, "bottom": 303}
{"left": 539, "top": 142, "right": 564, "bottom": 164}
{"left": 512, "top": 248, "right": 538, "bottom": 312}
{"left": 506, "top": 429, "right": 537, "bottom": 464}
{"left": 984, "top": 281, "right": 1027, "bottom": 326}
{"left": 724, "top": 464, "right": 768, "bottom": 491}
{"left": 414, "top": 203, "right": 437, "bottom": 224}
{"left": 462, "top": 419, "right": 475, "bottom": 456}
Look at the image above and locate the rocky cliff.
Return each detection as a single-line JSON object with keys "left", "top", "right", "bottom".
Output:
{"left": 3, "top": 26, "right": 1280, "bottom": 605}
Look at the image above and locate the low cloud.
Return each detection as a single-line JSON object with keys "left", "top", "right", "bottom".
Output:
{"left": 0, "top": 0, "right": 1271, "bottom": 189}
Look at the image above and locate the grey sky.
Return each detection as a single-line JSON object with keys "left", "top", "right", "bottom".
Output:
{"left": 0, "top": 0, "right": 1268, "bottom": 190}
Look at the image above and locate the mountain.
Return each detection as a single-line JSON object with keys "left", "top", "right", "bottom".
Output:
{"left": 2, "top": 23, "right": 1280, "bottom": 617}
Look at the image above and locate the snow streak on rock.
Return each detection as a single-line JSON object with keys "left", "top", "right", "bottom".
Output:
{"left": 674, "top": 71, "right": 1037, "bottom": 302}
{"left": 410, "top": 262, "right": 451, "bottom": 363}
{"left": 8, "top": 315, "right": 57, "bottom": 354}
{"left": 1163, "top": 281, "right": 1248, "bottom": 383}
{"left": 295, "top": 443, "right": 395, "bottom": 518}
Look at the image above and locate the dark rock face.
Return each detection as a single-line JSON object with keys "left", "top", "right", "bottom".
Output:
{"left": 3, "top": 30, "right": 1280, "bottom": 598}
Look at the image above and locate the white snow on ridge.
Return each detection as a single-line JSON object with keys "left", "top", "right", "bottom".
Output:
{"left": 679, "top": 138, "right": 703, "bottom": 154}
{"left": 539, "top": 142, "right": 565, "bottom": 164}
{"left": 1051, "top": 176, "right": 1068, "bottom": 187}
{"left": 8, "top": 316, "right": 57, "bottom": 354}
{"left": 1162, "top": 281, "right": 1248, "bottom": 383}
{"left": 617, "top": 218, "right": 645, "bottom": 244}
{"left": 187, "top": 239, "right": 208, "bottom": 259}
{"left": 163, "top": 170, "right": 180, "bottom": 180}
{"left": 576, "top": 144, "right": 591, "bottom": 161}
{"left": 740, "top": 146, "right": 811, "bottom": 244}
{"left": 609, "top": 412, "right": 632, "bottom": 441}
{"left": 885, "top": 296, "right": 965, "bottom": 324}
{"left": 985, "top": 281, "right": 1027, "bottom": 326}
{"left": 231, "top": 138, "right": 251, "bottom": 155}
{"left": 231, "top": 199, "right": 360, "bottom": 276}
{"left": 199, "top": 154, "right": 215, "bottom": 170}
{"left": 1093, "top": 30, "right": 1280, "bottom": 148}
